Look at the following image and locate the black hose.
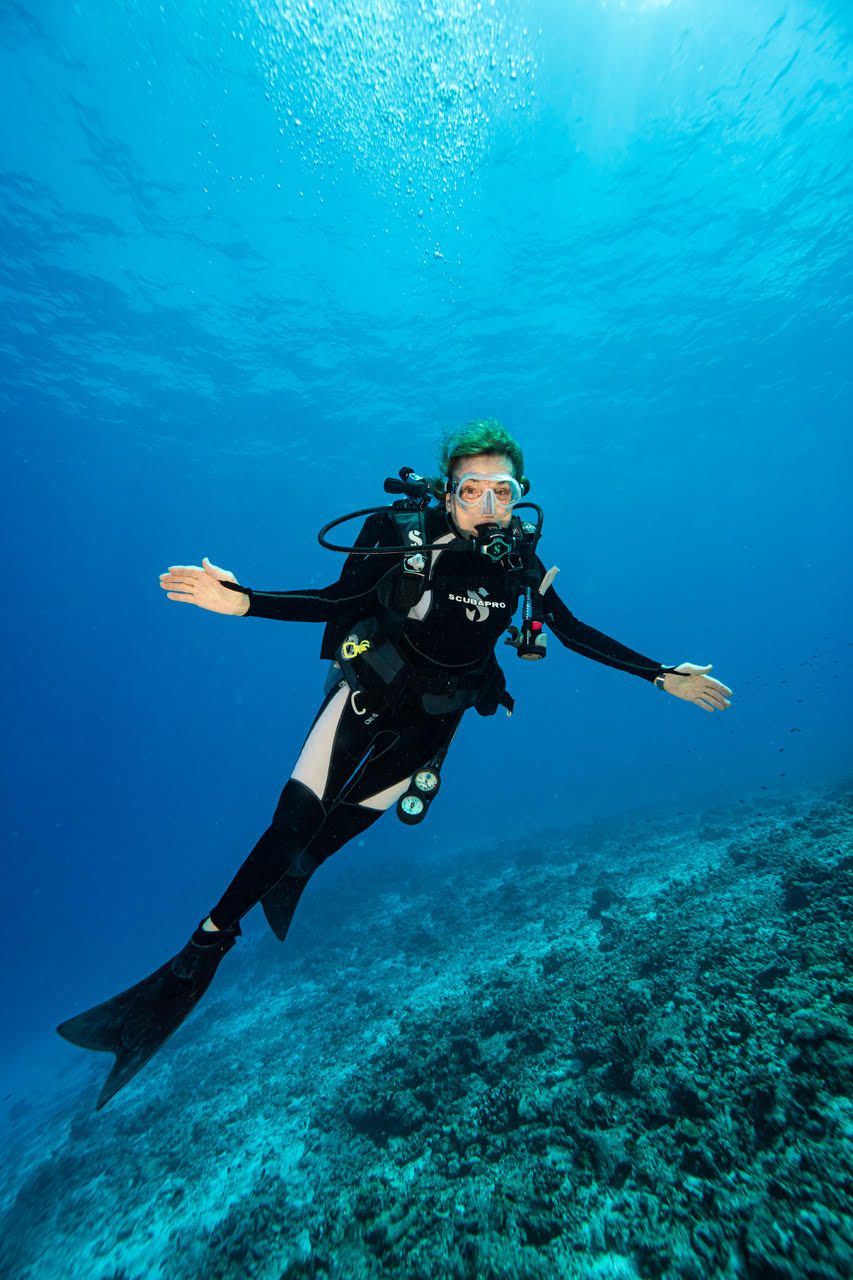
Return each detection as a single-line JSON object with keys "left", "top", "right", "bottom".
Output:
{"left": 317, "top": 503, "right": 543, "bottom": 556}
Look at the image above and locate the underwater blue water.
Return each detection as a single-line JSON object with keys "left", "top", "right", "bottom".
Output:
{"left": 1, "top": 2, "right": 852, "bottom": 1270}
{"left": 2, "top": 0, "right": 851, "bottom": 1048}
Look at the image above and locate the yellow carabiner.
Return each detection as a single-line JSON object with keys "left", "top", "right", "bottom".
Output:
{"left": 341, "top": 637, "right": 372, "bottom": 661}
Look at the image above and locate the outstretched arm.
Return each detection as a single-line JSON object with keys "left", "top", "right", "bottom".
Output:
{"left": 540, "top": 567, "right": 732, "bottom": 712}
{"left": 159, "top": 514, "right": 396, "bottom": 624}
{"left": 541, "top": 572, "right": 665, "bottom": 682}
{"left": 159, "top": 555, "right": 394, "bottom": 622}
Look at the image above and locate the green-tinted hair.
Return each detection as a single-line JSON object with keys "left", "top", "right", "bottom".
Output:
{"left": 437, "top": 418, "right": 528, "bottom": 492}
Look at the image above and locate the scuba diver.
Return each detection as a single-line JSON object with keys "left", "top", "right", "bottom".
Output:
{"left": 57, "top": 420, "right": 733, "bottom": 1109}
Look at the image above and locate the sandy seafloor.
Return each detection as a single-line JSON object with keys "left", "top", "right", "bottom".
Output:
{"left": 2, "top": 780, "right": 852, "bottom": 1280}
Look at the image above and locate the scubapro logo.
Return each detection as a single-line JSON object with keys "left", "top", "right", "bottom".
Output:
{"left": 448, "top": 587, "right": 507, "bottom": 623}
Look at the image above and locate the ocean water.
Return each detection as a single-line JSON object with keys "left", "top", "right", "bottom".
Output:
{"left": 2, "top": 1, "right": 852, "bottom": 1277}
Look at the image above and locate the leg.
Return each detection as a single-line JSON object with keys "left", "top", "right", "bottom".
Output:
{"left": 207, "top": 682, "right": 377, "bottom": 933}
{"left": 207, "top": 779, "right": 326, "bottom": 930}
{"left": 261, "top": 801, "right": 382, "bottom": 939}
{"left": 59, "top": 682, "right": 375, "bottom": 1107}
{"left": 57, "top": 687, "right": 460, "bottom": 1106}
{"left": 260, "top": 705, "right": 464, "bottom": 938}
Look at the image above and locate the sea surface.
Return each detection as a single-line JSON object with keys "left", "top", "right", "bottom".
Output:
{"left": 2, "top": 1, "right": 851, "bottom": 1277}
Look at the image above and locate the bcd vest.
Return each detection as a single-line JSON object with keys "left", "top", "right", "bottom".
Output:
{"left": 321, "top": 509, "right": 542, "bottom": 718}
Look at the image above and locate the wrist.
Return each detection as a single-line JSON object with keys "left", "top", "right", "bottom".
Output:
{"left": 220, "top": 579, "right": 251, "bottom": 615}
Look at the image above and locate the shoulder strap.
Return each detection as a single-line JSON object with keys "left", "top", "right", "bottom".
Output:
{"left": 318, "top": 510, "right": 410, "bottom": 661}
{"left": 375, "top": 508, "right": 430, "bottom": 626}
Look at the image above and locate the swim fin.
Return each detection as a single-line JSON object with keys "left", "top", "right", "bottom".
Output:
{"left": 57, "top": 919, "right": 240, "bottom": 1110}
{"left": 261, "top": 870, "right": 311, "bottom": 941}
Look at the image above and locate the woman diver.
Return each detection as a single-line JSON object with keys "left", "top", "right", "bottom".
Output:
{"left": 57, "top": 419, "right": 732, "bottom": 1109}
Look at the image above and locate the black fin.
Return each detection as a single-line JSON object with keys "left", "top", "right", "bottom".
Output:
{"left": 261, "top": 873, "right": 311, "bottom": 942}
{"left": 57, "top": 927, "right": 237, "bottom": 1109}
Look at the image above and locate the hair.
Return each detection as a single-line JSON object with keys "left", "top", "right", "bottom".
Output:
{"left": 437, "top": 418, "right": 526, "bottom": 491}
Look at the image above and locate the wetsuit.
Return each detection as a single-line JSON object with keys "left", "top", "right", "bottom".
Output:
{"left": 209, "top": 506, "right": 667, "bottom": 939}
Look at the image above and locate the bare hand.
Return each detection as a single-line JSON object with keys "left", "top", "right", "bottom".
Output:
{"left": 662, "top": 663, "right": 732, "bottom": 712}
{"left": 159, "top": 557, "right": 249, "bottom": 616}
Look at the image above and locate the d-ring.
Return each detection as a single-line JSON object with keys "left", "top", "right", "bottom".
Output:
{"left": 350, "top": 690, "right": 367, "bottom": 717}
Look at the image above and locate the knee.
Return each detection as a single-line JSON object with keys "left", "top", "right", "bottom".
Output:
{"left": 272, "top": 779, "right": 326, "bottom": 841}
{"left": 300, "top": 800, "right": 380, "bottom": 871}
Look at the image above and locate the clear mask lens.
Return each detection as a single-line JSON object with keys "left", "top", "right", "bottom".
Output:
{"left": 452, "top": 473, "right": 521, "bottom": 511}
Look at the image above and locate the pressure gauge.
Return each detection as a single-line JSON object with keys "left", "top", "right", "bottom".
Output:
{"left": 398, "top": 794, "right": 426, "bottom": 824}
{"left": 413, "top": 769, "right": 440, "bottom": 796}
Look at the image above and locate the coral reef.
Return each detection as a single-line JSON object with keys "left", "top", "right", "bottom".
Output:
{"left": 2, "top": 781, "right": 851, "bottom": 1278}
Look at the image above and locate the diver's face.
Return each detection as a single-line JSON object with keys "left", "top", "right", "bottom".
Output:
{"left": 445, "top": 451, "right": 516, "bottom": 536}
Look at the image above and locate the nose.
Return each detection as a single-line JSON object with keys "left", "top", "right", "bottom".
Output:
{"left": 480, "top": 487, "right": 496, "bottom": 516}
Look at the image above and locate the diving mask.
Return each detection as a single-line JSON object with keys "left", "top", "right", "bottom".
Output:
{"left": 449, "top": 472, "right": 523, "bottom": 516}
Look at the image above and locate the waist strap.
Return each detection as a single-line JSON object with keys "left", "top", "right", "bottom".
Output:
{"left": 337, "top": 622, "right": 513, "bottom": 717}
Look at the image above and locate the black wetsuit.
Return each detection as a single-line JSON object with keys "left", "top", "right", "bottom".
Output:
{"left": 209, "top": 507, "right": 666, "bottom": 937}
